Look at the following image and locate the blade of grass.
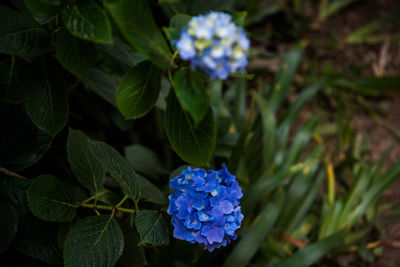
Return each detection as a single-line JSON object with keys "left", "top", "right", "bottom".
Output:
{"left": 223, "top": 189, "right": 285, "bottom": 267}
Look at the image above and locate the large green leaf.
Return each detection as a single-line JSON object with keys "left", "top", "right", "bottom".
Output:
{"left": 116, "top": 61, "right": 161, "bottom": 119}
{"left": 125, "top": 144, "right": 165, "bottom": 180}
{"left": 139, "top": 176, "right": 167, "bottom": 205}
{"left": 14, "top": 215, "right": 63, "bottom": 265}
{"left": 0, "top": 198, "right": 18, "bottom": 253}
{"left": 135, "top": 210, "right": 169, "bottom": 246}
{"left": 164, "top": 91, "right": 216, "bottom": 166}
{"left": 89, "top": 140, "right": 141, "bottom": 201}
{"left": 0, "top": 103, "right": 52, "bottom": 171}
{"left": 272, "top": 232, "right": 345, "bottom": 267}
{"left": 223, "top": 190, "right": 285, "bottom": 267}
{"left": 55, "top": 28, "right": 97, "bottom": 78}
{"left": 64, "top": 215, "right": 124, "bottom": 267}
{"left": 26, "top": 175, "right": 77, "bottom": 222}
{"left": 24, "top": 0, "right": 59, "bottom": 24}
{"left": 0, "top": 5, "right": 50, "bottom": 57}
{"left": 83, "top": 68, "right": 117, "bottom": 106}
{"left": 67, "top": 129, "right": 105, "bottom": 193}
{"left": 24, "top": 58, "right": 69, "bottom": 136}
{"left": 173, "top": 68, "right": 209, "bottom": 125}
{"left": 96, "top": 39, "right": 147, "bottom": 67}
{"left": 0, "top": 58, "right": 24, "bottom": 103}
{"left": 63, "top": 1, "right": 112, "bottom": 44}
{"left": 104, "top": 0, "right": 172, "bottom": 69}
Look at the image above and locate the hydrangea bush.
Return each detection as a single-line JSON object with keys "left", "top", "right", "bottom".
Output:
{"left": 168, "top": 165, "right": 244, "bottom": 251}
{"left": 3, "top": 1, "right": 397, "bottom": 267}
{"left": 176, "top": 11, "right": 250, "bottom": 79}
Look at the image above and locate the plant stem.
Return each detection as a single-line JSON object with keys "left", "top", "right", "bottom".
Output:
{"left": 81, "top": 192, "right": 107, "bottom": 204}
{"left": 0, "top": 166, "right": 26, "bottom": 179}
{"left": 79, "top": 202, "right": 135, "bottom": 214}
{"left": 115, "top": 195, "right": 129, "bottom": 208}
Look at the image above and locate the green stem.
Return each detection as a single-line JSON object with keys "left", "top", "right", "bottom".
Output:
{"left": 79, "top": 202, "right": 135, "bottom": 214}
{"left": 115, "top": 195, "right": 129, "bottom": 208}
{"left": 81, "top": 191, "right": 106, "bottom": 204}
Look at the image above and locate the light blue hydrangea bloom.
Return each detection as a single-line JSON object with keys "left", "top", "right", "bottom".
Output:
{"left": 167, "top": 164, "right": 244, "bottom": 252}
{"left": 175, "top": 12, "right": 250, "bottom": 80}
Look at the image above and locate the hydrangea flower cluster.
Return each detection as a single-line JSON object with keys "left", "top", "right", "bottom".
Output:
{"left": 175, "top": 11, "right": 250, "bottom": 80}
{"left": 167, "top": 164, "right": 244, "bottom": 252}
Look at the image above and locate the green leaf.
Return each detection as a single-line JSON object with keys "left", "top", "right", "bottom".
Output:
{"left": 0, "top": 103, "right": 52, "bottom": 171}
{"left": 164, "top": 90, "right": 216, "bottom": 166}
{"left": 64, "top": 215, "right": 124, "bottom": 267}
{"left": 116, "top": 61, "right": 161, "bottom": 119}
{"left": 135, "top": 210, "right": 169, "bottom": 246}
{"left": 125, "top": 144, "right": 165, "bottom": 180}
{"left": 40, "top": 0, "right": 61, "bottom": 6}
{"left": 96, "top": 39, "right": 147, "bottom": 67}
{"left": 0, "top": 198, "right": 18, "bottom": 253}
{"left": 83, "top": 68, "right": 117, "bottom": 106}
{"left": 229, "top": 11, "right": 247, "bottom": 27}
{"left": 0, "top": 5, "right": 50, "bottom": 57}
{"left": 104, "top": 0, "right": 172, "bottom": 69}
{"left": 63, "top": 1, "right": 112, "bottom": 43}
{"left": 273, "top": 232, "right": 345, "bottom": 267}
{"left": 319, "top": 0, "right": 359, "bottom": 20}
{"left": 24, "top": 0, "right": 59, "bottom": 24}
{"left": 163, "top": 13, "right": 191, "bottom": 42}
{"left": 14, "top": 215, "right": 63, "bottom": 265}
{"left": 55, "top": 28, "right": 97, "bottom": 78}
{"left": 89, "top": 140, "right": 141, "bottom": 201}
{"left": 26, "top": 175, "right": 77, "bottom": 222}
{"left": 24, "top": 58, "right": 69, "bottom": 136}
{"left": 223, "top": 190, "right": 285, "bottom": 267}
{"left": 173, "top": 68, "right": 209, "bottom": 125}
{"left": 118, "top": 220, "right": 146, "bottom": 267}
{"left": 0, "top": 177, "right": 32, "bottom": 215}
{"left": 67, "top": 129, "right": 105, "bottom": 193}
{"left": 254, "top": 93, "right": 276, "bottom": 173}
{"left": 267, "top": 43, "right": 302, "bottom": 113}
{"left": 139, "top": 176, "right": 167, "bottom": 205}
{"left": 0, "top": 58, "right": 24, "bottom": 103}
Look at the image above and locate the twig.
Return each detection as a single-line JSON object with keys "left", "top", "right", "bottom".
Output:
{"left": 0, "top": 166, "right": 26, "bottom": 179}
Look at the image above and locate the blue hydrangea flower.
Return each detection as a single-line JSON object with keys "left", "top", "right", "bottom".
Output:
{"left": 175, "top": 12, "right": 250, "bottom": 80}
{"left": 167, "top": 164, "right": 244, "bottom": 252}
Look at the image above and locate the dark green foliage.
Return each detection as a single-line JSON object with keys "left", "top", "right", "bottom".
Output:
{"left": 0, "top": 198, "right": 18, "bottom": 253}
{"left": 0, "top": 5, "right": 50, "bottom": 56}
{"left": 1, "top": 1, "right": 399, "bottom": 266}
{"left": 164, "top": 90, "right": 216, "bottom": 166}
{"left": 104, "top": 0, "right": 172, "bottom": 69}
{"left": 135, "top": 210, "right": 169, "bottom": 246}
{"left": 67, "top": 129, "right": 105, "bottom": 193}
{"left": 88, "top": 139, "right": 141, "bottom": 201}
{"left": 55, "top": 28, "right": 97, "bottom": 78}
{"left": 64, "top": 216, "right": 124, "bottom": 267}
{"left": 63, "top": 1, "right": 112, "bottom": 44}
{"left": 0, "top": 103, "right": 52, "bottom": 171}
{"left": 26, "top": 175, "right": 77, "bottom": 222}
{"left": 116, "top": 61, "right": 161, "bottom": 119}
{"left": 173, "top": 68, "right": 209, "bottom": 125}
{"left": 24, "top": 58, "right": 69, "bottom": 136}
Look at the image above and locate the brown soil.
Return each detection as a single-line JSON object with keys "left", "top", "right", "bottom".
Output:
{"left": 311, "top": 0, "right": 400, "bottom": 265}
